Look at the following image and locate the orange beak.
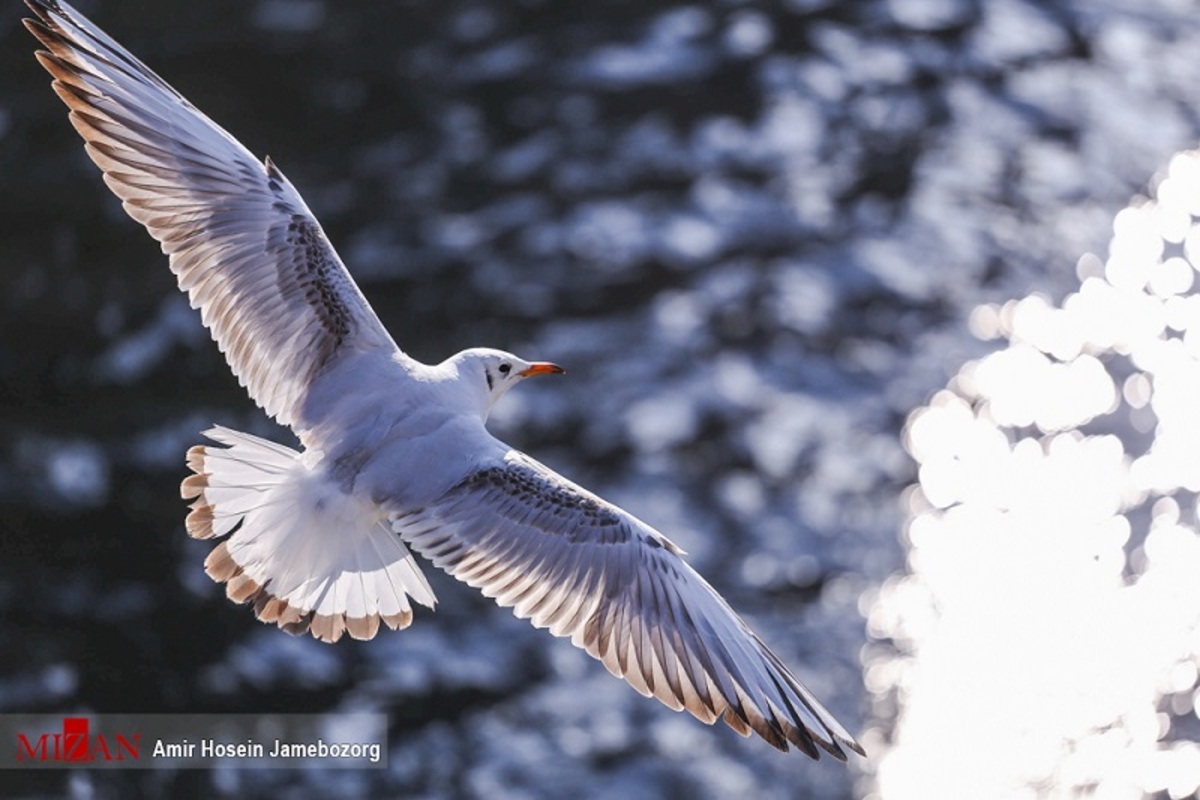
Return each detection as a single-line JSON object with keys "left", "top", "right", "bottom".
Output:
{"left": 518, "top": 362, "right": 566, "bottom": 378}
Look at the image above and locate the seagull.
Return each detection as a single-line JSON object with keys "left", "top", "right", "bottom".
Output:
{"left": 25, "top": 0, "right": 864, "bottom": 760}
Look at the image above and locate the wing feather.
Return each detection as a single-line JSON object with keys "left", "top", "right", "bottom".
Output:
{"left": 24, "top": 0, "right": 397, "bottom": 428}
{"left": 392, "top": 450, "right": 863, "bottom": 759}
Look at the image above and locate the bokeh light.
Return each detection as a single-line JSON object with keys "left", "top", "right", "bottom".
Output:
{"left": 866, "top": 149, "right": 1200, "bottom": 799}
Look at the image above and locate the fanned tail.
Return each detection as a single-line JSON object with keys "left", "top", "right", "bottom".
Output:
{"left": 182, "top": 426, "right": 437, "bottom": 642}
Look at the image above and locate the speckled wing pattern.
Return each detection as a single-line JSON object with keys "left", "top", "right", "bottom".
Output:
{"left": 24, "top": 0, "right": 397, "bottom": 428}
{"left": 393, "top": 449, "right": 864, "bottom": 758}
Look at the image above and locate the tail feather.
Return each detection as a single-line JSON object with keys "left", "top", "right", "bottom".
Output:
{"left": 366, "top": 529, "right": 421, "bottom": 628}
{"left": 183, "top": 426, "right": 437, "bottom": 642}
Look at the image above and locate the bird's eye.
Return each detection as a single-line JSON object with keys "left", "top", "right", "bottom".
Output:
{"left": 498, "top": 363, "right": 512, "bottom": 375}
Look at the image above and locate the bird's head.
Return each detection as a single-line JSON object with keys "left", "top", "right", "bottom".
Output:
{"left": 448, "top": 348, "right": 565, "bottom": 418}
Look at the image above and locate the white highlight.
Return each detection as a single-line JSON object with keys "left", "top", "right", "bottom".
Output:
{"left": 868, "top": 149, "right": 1200, "bottom": 799}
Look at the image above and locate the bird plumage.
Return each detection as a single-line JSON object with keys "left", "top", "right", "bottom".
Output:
{"left": 25, "top": 0, "right": 863, "bottom": 759}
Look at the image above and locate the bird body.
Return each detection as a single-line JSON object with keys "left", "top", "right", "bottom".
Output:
{"left": 25, "top": 0, "right": 864, "bottom": 759}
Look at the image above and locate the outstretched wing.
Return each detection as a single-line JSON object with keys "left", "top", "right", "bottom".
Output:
{"left": 24, "top": 0, "right": 398, "bottom": 428}
{"left": 392, "top": 449, "right": 863, "bottom": 759}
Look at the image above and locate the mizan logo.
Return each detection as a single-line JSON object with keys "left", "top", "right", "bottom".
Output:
{"left": 16, "top": 717, "right": 140, "bottom": 763}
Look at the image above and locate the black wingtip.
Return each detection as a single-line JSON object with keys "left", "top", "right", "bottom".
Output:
{"left": 24, "top": 0, "right": 60, "bottom": 22}
{"left": 264, "top": 155, "right": 284, "bottom": 181}
{"left": 23, "top": 0, "right": 68, "bottom": 49}
{"left": 22, "top": 16, "right": 48, "bottom": 40}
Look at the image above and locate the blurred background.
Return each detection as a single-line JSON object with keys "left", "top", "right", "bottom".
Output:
{"left": 3, "top": 0, "right": 1200, "bottom": 797}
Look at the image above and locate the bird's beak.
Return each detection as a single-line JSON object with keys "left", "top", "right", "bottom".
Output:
{"left": 518, "top": 362, "right": 566, "bottom": 378}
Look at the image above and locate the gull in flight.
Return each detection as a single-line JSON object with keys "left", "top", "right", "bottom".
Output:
{"left": 25, "top": 0, "right": 864, "bottom": 759}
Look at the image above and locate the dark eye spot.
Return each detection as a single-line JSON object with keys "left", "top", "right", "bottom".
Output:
{"left": 498, "top": 363, "right": 512, "bottom": 375}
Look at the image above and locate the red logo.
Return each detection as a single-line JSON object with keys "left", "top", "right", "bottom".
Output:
{"left": 16, "top": 717, "right": 140, "bottom": 763}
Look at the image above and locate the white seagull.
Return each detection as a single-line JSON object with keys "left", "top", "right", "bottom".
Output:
{"left": 26, "top": 0, "right": 864, "bottom": 759}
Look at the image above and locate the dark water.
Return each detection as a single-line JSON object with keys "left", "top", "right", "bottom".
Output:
{"left": 3, "top": 0, "right": 1200, "bottom": 797}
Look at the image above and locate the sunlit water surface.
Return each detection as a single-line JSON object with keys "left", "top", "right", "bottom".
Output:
{"left": 870, "top": 150, "right": 1200, "bottom": 799}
